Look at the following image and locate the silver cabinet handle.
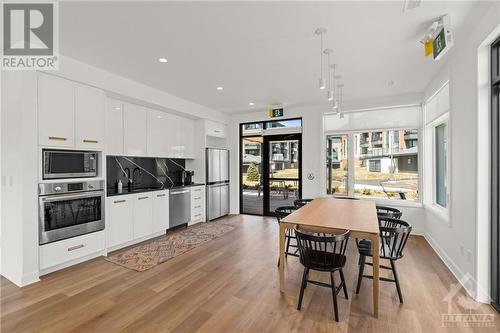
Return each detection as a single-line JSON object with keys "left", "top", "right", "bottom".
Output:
{"left": 194, "top": 213, "right": 202, "bottom": 217}
{"left": 172, "top": 190, "right": 189, "bottom": 195}
{"left": 194, "top": 197, "right": 201, "bottom": 200}
{"left": 157, "top": 194, "right": 166, "bottom": 197}
{"left": 67, "top": 244, "right": 84, "bottom": 252}
{"left": 114, "top": 199, "right": 126, "bottom": 204}
{"left": 194, "top": 205, "right": 201, "bottom": 209}
{"left": 214, "top": 130, "right": 221, "bottom": 133}
{"left": 138, "top": 196, "right": 149, "bottom": 200}
{"left": 49, "top": 136, "right": 67, "bottom": 141}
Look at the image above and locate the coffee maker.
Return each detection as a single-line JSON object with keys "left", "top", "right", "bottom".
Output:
{"left": 175, "top": 170, "right": 194, "bottom": 186}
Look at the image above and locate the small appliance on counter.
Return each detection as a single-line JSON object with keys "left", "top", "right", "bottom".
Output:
{"left": 175, "top": 170, "right": 194, "bottom": 186}
{"left": 38, "top": 180, "right": 105, "bottom": 244}
{"left": 206, "top": 148, "right": 229, "bottom": 220}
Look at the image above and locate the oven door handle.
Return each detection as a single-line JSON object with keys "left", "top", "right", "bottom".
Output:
{"left": 40, "top": 191, "right": 104, "bottom": 202}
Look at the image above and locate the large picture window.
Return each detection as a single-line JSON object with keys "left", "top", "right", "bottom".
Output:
{"left": 353, "top": 130, "right": 419, "bottom": 201}
{"left": 326, "top": 134, "right": 348, "bottom": 196}
{"left": 435, "top": 122, "right": 448, "bottom": 208}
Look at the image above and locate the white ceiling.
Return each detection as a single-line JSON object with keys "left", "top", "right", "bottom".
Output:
{"left": 60, "top": 1, "right": 478, "bottom": 113}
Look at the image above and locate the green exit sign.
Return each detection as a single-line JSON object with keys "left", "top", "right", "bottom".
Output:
{"left": 268, "top": 107, "right": 284, "bottom": 118}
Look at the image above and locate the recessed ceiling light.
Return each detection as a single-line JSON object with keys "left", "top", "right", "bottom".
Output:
{"left": 158, "top": 58, "right": 168, "bottom": 63}
{"left": 217, "top": 86, "right": 223, "bottom": 91}
{"left": 249, "top": 102, "right": 255, "bottom": 106}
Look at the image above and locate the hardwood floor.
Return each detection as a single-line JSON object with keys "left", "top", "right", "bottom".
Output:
{"left": 1, "top": 214, "right": 499, "bottom": 332}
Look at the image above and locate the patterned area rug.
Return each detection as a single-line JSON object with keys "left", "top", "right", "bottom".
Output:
{"left": 105, "top": 220, "right": 236, "bottom": 271}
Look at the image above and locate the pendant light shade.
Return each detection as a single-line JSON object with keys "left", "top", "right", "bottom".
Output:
{"left": 328, "top": 90, "right": 334, "bottom": 101}
{"left": 332, "top": 99, "right": 339, "bottom": 109}
{"left": 315, "top": 28, "right": 327, "bottom": 90}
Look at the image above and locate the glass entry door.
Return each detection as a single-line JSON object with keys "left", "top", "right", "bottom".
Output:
{"left": 263, "top": 134, "right": 302, "bottom": 215}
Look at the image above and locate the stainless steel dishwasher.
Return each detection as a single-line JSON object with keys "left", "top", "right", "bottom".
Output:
{"left": 169, "top": 188, "right": 191, "bottom": 229}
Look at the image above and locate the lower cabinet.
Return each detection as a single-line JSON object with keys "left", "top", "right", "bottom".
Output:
{"left": 133, "top": 194, "right": 153, "bottom": 239}
{"left": 152, "top": 190, "right": 169, "bottom": 233}
{"left": 106, "top": 196, "right": 134, "bottom": 248}
{"left": 106, "top": 191, "right": 169, "bottom": 251}
{"left": 190, "top": 186, "right": 206, "bottom": 225}
{"left": 39, "top": 231, "right": 105, "bottom": 274}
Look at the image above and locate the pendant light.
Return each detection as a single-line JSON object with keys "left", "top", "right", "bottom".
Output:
{"left": 331, "top": 64, "right": 339, "bottom": 107}
{"left": 323, "top": 49, "right": 334, "bottom": 100}
{"left": 315, "top": 27, "right": 327, "bottom": 90}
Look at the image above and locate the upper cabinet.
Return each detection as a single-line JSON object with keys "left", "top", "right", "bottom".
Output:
{"left": 74, "top": 85, "right": 105, "bottom": 149}
{"left": 105, "top": 99, "right": 124, "bottom": 155}
{"left": 205, "top": 119, "right": 227, "bottom": 138}
{"left": 38, "top": 73, "right": 105, "bottom": 149}
{"left": 38, "top": 74, "right": 75, "bottom": 147}
{"left": 147, "top": 109, "right": 168, "bottom": 157}
{"left": 164, "top": 113, "right": 195, "bottom": 159}
{"left": 123, "top": 103, "right": 148, "bottom": 156}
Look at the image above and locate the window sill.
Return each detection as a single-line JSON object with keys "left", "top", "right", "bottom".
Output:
{"left": 423, "top": 203, "right": 450, "bottom": 226}
{"left": 327, "top": 195, "right": 423, "bottom": 208}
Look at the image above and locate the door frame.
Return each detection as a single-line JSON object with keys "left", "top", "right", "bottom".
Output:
{"left": 239, "top": 118, "right": 303, "bottom": 216}
{"left": 262, "top": 133, "right": 302, "bottom": 216}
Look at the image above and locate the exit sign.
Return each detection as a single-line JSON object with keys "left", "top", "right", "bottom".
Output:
{"left": 268, "top": 107, "right": 284, "bottom": 118}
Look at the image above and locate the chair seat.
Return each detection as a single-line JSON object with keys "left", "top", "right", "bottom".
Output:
{"left": 301, "top": 249, "right": 346, "bottom": 271}
{"left": 357, "top": 239, "right": 400, "bottom": 260}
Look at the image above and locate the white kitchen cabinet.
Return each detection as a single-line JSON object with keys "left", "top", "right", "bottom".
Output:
{"left": 38, "top": 73, "right": 75, "bottom": 147}
{"left": 106, "top": 196, "right": 134, "bottom": 248}
{"left": 133, "top": 193, "right": 153, "bottom": 239}
{"left": 152, "top": 190, "right": 169, "bottom": 233}
{"left": 105, "top": 99, "right": 124, "bottom": 155}
{"left": 75, "top": 84, "right": 105, "bottom": 149}
{"left": 164, "top": 113, "right": 195, "bottom": 158}
{"left": 148, "top": 109, "right": 167, "bottom": 157}
{"left": 181, "top": 117, "right": 195, "bottom": 158}
{"left": 124, "top": 103, "right": 148, "bottom": 156}
{"left": 39, "top": 231, "right": 105, "bottom": 273}
{"left": 205, "top": 119, "right": 227, "bottom": 138}
{"left": 190, "top": 185, "right": 206, "bottom": 224}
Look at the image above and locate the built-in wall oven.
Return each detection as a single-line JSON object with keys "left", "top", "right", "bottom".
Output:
{"left": 38, "top": 180, "right": 105, "bottom": 244}
{"left": 43, "top": 149, "right": 97, "bottom": 179}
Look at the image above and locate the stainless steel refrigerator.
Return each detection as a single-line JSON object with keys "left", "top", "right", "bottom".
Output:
{"left": 206, "top": 148, "right": 230, "bottom": 220}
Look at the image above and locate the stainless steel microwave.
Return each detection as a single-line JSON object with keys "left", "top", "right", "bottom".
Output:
{"left": 43, "top": 150, "right": 97, "bottom": 179}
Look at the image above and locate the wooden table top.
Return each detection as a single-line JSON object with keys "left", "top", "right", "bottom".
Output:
{"left": 281, "top": 197, "right": 380, "bottom": 234}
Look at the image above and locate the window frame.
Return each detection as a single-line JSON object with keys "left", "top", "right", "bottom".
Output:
{"left": 323, "top": 126, "right": 422, "bottom": 207}
{"left": 430, "top": 113, "right": 450, "bottom": 212}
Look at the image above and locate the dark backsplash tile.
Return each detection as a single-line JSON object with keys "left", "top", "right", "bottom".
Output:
{"left": 106, "top": 156, "right": 187, "bottom": 189}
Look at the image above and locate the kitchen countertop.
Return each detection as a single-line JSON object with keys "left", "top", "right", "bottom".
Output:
{"left": 106, "top": 183, "right": 205, "bottom": 197}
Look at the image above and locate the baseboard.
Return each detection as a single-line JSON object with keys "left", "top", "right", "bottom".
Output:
{"left": 423, "top": 232, "right": 481, "bottom": 303}
{"left": 21, "top": 271, "right": 40, "bottom": 286}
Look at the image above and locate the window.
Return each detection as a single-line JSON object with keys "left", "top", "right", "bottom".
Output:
{"left": 435, "top": 123, "right": 448, "bottom": 208}
{"left": 326, "top": 134, "right": 348, "bottom": 195}
{"left": 353, "top": 130, "right": 419, "bottom": 201}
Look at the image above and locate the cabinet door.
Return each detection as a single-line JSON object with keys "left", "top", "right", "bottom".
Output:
{"left": 75, "top": 85, "right": 105, "bottom": 149}
{"left": 220, "top": 184, "right": 229, "bottom": 216}
{"left": 123, "top": 103, "right": 148, "bottom": 156}
{"left": 133, "top": 194, "right": 153, "bottom": 239}
{"left": 152, "top": 190, "right": 169, "bottom": 233}
{"left": 206, "top": 120, "right": 227, "bottom": 138}
{"left": 181, "top": 117, "right": 195, "bottom": 158}
{"left": 165, "top": 113, "right": 182, "bottom": 157}
{"left": 105, "top": 99, "right": 124, "bottom": 155}
{"left": 38, "top": 74, "right": 75, "bottom": 147}
{"left": 106, "top": 196, "right": 133, "bottom": 248}
{"left": 207, "top": 186, "right": 221, "bottom": 220}
{"left": 148, "top": 109, "right": 167, "bottom": 157}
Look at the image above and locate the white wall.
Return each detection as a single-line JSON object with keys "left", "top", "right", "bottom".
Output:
{"left": 422, "top": 1, "right": 500, "bottom": 301}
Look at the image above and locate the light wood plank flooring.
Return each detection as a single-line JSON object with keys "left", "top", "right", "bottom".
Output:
{"left": 1, "top": 214, "right": 499, "bottom": 332}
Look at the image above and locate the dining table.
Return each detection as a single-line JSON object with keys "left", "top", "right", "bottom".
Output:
{"left": 279, "top": 197, "right": 381, "bottom": 317}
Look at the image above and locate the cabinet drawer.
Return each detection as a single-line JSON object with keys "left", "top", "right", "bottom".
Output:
{"left": 40, "top": 231, "right": 105, "bottom": 270}
{"left": 190, "top": 186, "right": 205, "bottom": 198}
{"left": 191, "top": 210, "right": 205, "bottom": 221}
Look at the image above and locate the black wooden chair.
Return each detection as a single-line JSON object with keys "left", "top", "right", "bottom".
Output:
{"left": 376, "top": 205, "right": 402, "bottom": 219}
{"left": 295, "top": 227, "right": 350, "bottom": 322}
{"left": 355, "top": 217, "right": 412, "bottom": 303}
{"left": 294, "top": 198, "right": 313, "bottom": 208}
{"left": 275, "top": 206, "right": 299, "bottom": 267}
